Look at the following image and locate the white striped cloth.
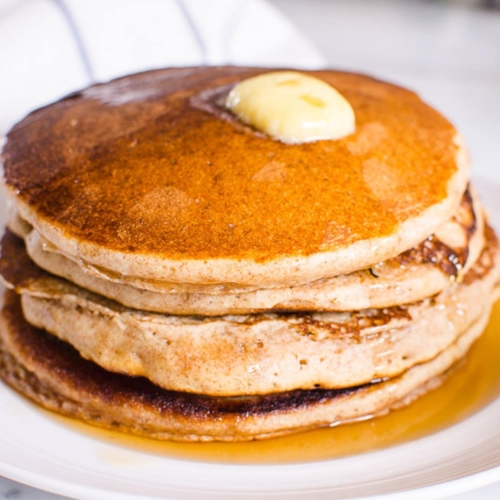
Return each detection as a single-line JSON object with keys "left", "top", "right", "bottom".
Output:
{"left": 0, "top": 0, "right": 325, "bottom": 134}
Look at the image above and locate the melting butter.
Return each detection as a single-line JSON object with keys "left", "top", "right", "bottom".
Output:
{"left": 226, "top": 71, "right": 355, "bottom": 144}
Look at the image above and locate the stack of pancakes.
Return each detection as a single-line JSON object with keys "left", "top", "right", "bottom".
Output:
{"left": 0, "top": 67, "right": 498, "bottom": 442}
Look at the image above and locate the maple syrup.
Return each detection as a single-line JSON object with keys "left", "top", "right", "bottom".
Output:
{"left": 43, "top": 299, "right": 500, "bottom": 465}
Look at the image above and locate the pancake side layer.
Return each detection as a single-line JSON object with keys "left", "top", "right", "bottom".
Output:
{"left": 5, "top": 187, "right": 484, "bottom": 314}
{"left": 10, "top": 225, "right": 499, "bottom": 396}
{"left": 0, "top": 289, "right": 492, "bottom": 442}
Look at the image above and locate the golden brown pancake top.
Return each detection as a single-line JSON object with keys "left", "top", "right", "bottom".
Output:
{"left": 2, "top": 67, "right": 459, "bottom": 261}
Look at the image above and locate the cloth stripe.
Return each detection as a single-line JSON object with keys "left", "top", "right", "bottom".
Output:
{"left": 52, "top": 0, "right": 94, "bottom": 81}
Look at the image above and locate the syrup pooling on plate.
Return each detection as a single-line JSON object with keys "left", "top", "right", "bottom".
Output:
{"left": 44, "top": 298, "right": 500, "bottom": 464}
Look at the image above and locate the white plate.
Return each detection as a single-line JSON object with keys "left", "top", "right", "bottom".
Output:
{"left": 1, "top": 178, "right": 500, "bottom": 500}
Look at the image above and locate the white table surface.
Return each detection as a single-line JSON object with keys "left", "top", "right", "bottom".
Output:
{"left": 1, "top": 0, "right": 500, "bottom": 498}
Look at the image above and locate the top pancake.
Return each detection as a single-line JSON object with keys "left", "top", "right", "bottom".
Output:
{"left": 2, "top": 67, "right": 468, "bottom": 286}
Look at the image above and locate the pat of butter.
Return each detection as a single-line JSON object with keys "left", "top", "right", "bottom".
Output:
{"left": 226, "top": 71, "right": 355, "bottom": 144}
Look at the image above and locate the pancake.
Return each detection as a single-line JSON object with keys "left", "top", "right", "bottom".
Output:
{"left": 0, "top": 288, "right": 493, "bottom": 442}
{"left": 0, "top": 66, "right": 495, "bottom": 443}
{"left": 3, "top": 224, "right": 497, "bottom": 397}
{"left": 2, "top": 67, "right": 469, "bottom": 288}
{"left": 6, "top": 186, "right": 484, "bottom": 315}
